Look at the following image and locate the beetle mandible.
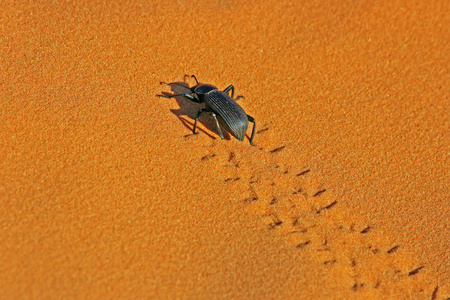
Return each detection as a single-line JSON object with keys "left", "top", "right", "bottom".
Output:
{"left": 158, "top": 75, "right": 256, "bottom": 145}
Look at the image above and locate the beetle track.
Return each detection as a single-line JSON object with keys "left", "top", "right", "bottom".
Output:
{"left": 194, "top": 145, "right": 441, "bottom": 298}
{"left": 188, "top": 108, "right": 437, "bottom": 297}
{"left": 201, "top": 153, "right": 216, "bottom": 161}
{"left": 220, "top": 156, "right": 433, "bottom": 296}
{"left": 212, "top": 145, "right": 438, "bottom": 297}
{"left": 270, "top": 146, "right": 286, "bottom": 153}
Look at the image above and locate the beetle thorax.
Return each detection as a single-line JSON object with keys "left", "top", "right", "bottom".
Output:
{"left": 194, "top": 84, "right": 217, "bottom": 95}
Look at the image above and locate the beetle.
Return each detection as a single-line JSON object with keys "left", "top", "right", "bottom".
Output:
{"left": 158, "top": 75, "right": 256, "bottom": 145}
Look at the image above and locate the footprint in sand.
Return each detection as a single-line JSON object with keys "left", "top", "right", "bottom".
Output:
{"left": 197, "top": 127, "right": 446, "bottom": 299}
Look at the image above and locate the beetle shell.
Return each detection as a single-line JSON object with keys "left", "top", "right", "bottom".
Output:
{"left": 204, "top": 91, "right": 249, "bottom": 141}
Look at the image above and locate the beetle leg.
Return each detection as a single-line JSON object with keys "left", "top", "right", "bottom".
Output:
{"left": 193, "top": 109, "right": 207, "bottom": 134}
{"left": 224, "top": 85, "right": 244, "bottom": 101}
{"left": 182, "top": 93, "right": 197, "bottom": 101}
{"left": 159, "top": 81, "right": 200, "bottom": 102}
{"left": 157, "top": 93, "right": 184, "bottom": 98}
{"left": 247, "top": 115, "right": 256, "bottom": 145}
{"left": 223, "top": 85, "right": 235, "bottom": 98}
{"left": 158, "top": 93, "right": 199, "bottom": 103}
{"left": 211, "top": 112, "right": 225, "bottom": 140}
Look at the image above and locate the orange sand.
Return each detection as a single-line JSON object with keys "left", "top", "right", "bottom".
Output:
{"left": 1, "top": 0, "right": 449, "bottom": 299}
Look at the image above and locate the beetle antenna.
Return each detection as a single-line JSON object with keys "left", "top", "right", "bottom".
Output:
{"left": 191, "top": 75, "right": 199, "bottom": 84}
{"left": 183, "top": 75, "right": 199, "bottom": 85}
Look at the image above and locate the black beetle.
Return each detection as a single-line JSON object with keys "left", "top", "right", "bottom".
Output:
{"left": 158, "top": 75, "right": 256, "bottom": 145}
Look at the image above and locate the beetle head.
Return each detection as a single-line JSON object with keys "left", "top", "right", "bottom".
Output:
{"left": 193, "top": 84, "right": 217, "bottom": 96}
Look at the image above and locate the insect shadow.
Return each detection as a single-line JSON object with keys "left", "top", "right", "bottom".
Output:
{"left": 159, "top": 81, "right": 231, "bottom": 140}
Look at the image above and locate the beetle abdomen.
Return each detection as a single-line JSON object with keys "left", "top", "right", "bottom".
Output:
{"left": 206, "top": 91, "right": 248, "bottom": 141}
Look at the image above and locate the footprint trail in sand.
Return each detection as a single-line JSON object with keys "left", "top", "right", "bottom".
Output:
{"left": 193, "top": 126, "right": 447, "bottom": 299}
